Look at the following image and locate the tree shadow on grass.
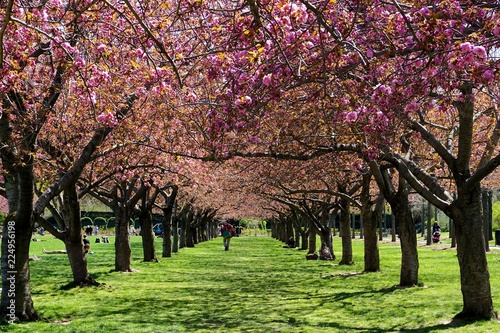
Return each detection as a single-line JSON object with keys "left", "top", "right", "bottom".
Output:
{"left": 315, "top": 318, "right": 474, "bottom": 332}
{"left": 321, "top": 271, "right": 365, "bottom": 279}
{"left": 313, "top": 285, "right": 488, "bottom": 332}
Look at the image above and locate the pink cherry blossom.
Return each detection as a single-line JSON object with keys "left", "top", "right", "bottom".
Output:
{"left": 346, "top": 111, "right": 358, "bottom": 122}
{"left": 494, "top": 25, "right": 500, "bottom": 37}
{"left": 262, "top": 74, "right": 272, "bottom": 86}
{"left": 73, "top": 57, "right": 86, "bottom": 68}
{"left": 472, "top": 46, "right": 487, "bottom": 62}
{"left": 97, "top": 44, "right": 106, "bottom": 52}
{"left": 483, "top": 69, "right": 494, "bottom": 82}
{"left": 97, "top": 113, "right": 118, "bottom": 128}
{"left": 460, "top": 42, "right": 473, "bottom": 53}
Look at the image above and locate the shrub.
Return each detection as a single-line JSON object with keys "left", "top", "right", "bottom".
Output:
{"left": 81, "top": 217, "right": 93, "bottom": 227}
{"left": 493, "top": 201, "right": 500, "bottom": 230}
{"left": 107, "top": 217, "right": 116, "bottom": 229}
{"left": 94, "top": 217, "right": 107, "bottom": 229}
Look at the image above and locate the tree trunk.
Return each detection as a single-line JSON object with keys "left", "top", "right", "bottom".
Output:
{"left": 351, "top": 213, "right": 356, "bottom": 239}
{"left": 140, "top": 210, "right": 157, "bottom": 262}
{"left": 426, "top": 201, "right": 432, "bottom": 245}
{"left": 172, "top": 216, "right": 179, "bottom": 253}
{"left": 339, "top": 199, "right": 353, "bottom": 265}
{"left": 451, "top": 186, "right": 495, "bottom": 319}
{"left": 300, "top": 228, "right": 308, "bottom": 250}
{"left": 0, "top": 166, "right": 39, "bottom": 321}
{"left": 307, "top": 227, "right": 316, "bottom": 254}
{"left": 185, "top": 209, "right": 195, "bottom": 247}
{"left": 482, "top": 188, "right": 490, "bottom": 252}
{"left": 286, "top": 219, "right": 294, "bottom": 242}
{"left": 1, "top": 217, "right": 39, "bottom": 322}
{"left": 179, "top": 216, "right": 186, "bottom": 248}
{"left": 186, "top": 225, "right": 194, "bottom": 247}
{"left": 162, "top": 208, "right": 173, "bottom": 257}
{"left": 62, "top": 184, "right": 97, "bottom": 285}
{"left": 391, "top": 214, "right": 396, "bottom": 242}
{"left": 65, "top": 238, "right": 97, "bottom": 286}
{"left": 362, "top": 208, "right": 380, "bottom": 272}
{"left": 293, "top": 226, "right": 301, "bottom": 248}
{"left": 451, "top": 213, "right": 456, "bottom": 248}
{"left": 115, "top": 209, "right": 133, "bottom": 272}
{"left": 319, "top": 219, "right": 334, "bottom": 259}
{"left": 391, "top": 194, "right": 419, "bottom": 287}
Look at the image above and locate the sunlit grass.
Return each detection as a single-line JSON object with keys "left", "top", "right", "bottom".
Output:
{"left": 2, "top": 234, "right": 500, "bottom": 332}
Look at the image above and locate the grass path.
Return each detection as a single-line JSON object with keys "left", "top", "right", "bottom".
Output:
{"left": 3, "top": 235, "right": 500, "bottom": 332}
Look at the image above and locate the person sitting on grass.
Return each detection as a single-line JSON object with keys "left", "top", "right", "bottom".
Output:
{"left": 83, "top": 234, "right": 91, "bottom": 253}
{"left": 319, "top": 243, "right": 334, "bottom": 260}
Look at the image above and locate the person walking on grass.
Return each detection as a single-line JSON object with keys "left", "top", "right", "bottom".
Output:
{"left": 220, "top": 221, "right": 234, "bottom": 251}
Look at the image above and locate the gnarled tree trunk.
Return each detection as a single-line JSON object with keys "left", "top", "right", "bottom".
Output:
{"left": 452, "top": 185, "right": 494, "bottom": 319}
{"left": 59, "top": 184, "right": 97, "bottom": 285}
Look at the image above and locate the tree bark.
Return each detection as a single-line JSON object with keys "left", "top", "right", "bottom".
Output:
{"left": 339, "top": 194, "right": 353, "bottom": 265}
{"left": 162, "top": 206, "right": 173, "bottom": 257}
{"left": 362, "top": 208, "right": 380, "bottom": 272}
{"left": 60, "top": 184, "right": 96, "bottom": 285}
{"left": 0, "top": 165, "right": 39, "bottom": 321}
{"left": 115, "top": 208, "right": 133, "bottom": 272}
{"left": 179, "top": 215, "right": 187, "bottom": 248}
{"left": 300, "top": 228, "right": 308, "bottom": 250}
{"left": 452, "top": 186, "right": 495, "bottom": 319}
{"left": 65, "top": 238, "right": 97, "bottom": 286}
{"left": 140, "top": 210, "right": 157, "bottom": 262}
{"left": 482, "top": 188, "right": 490, "bottom": 252}
{"left": 307, "top": 227, "right": 316, "bottom": 254}
{"left": 172, "top": 216, "right": 179, "bottom": 253}
{"left": 391, "top": 192, "right": 419, "bottom": 287}
{"left": 426, "top": 201, "right": 432, "bottom": 245}
{"left": 1, "top": 216, "right": 39, "bottom": 322}
{"left": 360, "top": 174, "right": 381, "bottom": 272}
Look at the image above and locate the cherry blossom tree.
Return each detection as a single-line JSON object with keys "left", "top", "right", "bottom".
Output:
{"left": 183, "top": 0, "right": 500, "bottom": 320}
{"left": 0, "top": 0, "right": 187, "bottom": 320}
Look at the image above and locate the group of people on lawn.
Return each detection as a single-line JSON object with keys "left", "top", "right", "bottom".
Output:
{"left": 287, "top": 236, "right": 334, "bottom": 260}
{"left": 41, "top": 219, "right": 335, "bottom": 261}
{"left": 42, "top": 233, "right": 109, "bottom": 256}
{"left": 218, "top": 220, "right": 334, "bottom": 261}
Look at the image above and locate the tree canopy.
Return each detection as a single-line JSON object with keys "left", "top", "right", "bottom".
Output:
{"left": 2, "top": 0, "right": 500, "bottom": 323}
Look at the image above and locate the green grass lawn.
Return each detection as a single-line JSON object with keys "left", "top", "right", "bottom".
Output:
{"left": 2, "top": 234, "right": 500, "bottom": 332}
